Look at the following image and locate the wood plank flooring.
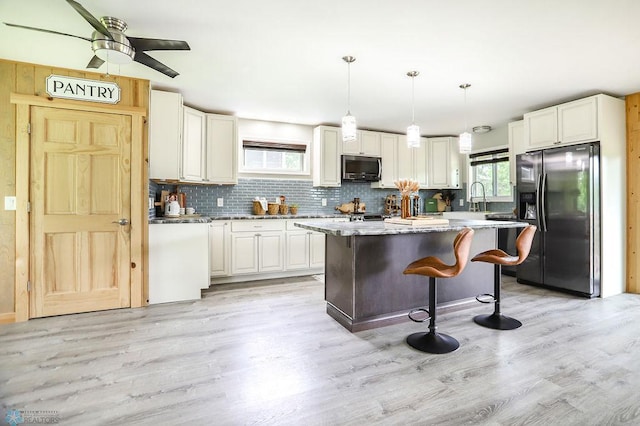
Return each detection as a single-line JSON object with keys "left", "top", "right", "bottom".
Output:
{"left": 1, "top": 275, "right": 640, "bottom": 425}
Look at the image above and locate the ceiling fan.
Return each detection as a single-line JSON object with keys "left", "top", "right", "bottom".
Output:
{"left": 4, "top": 0, "right": 190, "bottom": 78}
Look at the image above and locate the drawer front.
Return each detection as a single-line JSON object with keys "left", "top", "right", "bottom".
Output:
{"left": 231, "top": 220, "right": 285, "bottom": 232}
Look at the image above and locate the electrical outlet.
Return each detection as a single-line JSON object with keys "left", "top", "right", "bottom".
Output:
{"left": 321, "top": 198, "right": 327, "bottom": 207}
{"left": 217, "top": 198, "right": 224, "bottom": 207}
{"left": 4, "top": 196, "right": 16, "bottom": 211}
{"left": 148, "top": 197, "right": 154, "bottom": 209}
{"left": 459, "top": 199, "right": 464, "bottom": 207}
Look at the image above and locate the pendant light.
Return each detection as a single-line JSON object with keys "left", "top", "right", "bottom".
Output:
{"left": 459, "top": 83, "right": 472, "bottom": 153}
{"left": 406, "top": 71, "right": 420, "bottom": 148}
{"left": 341, "top": 55, "right": 357, "bottom": 143}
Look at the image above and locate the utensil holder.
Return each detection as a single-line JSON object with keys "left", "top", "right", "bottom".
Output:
{"left": 401, "top": 195, "right": 411, "bottom": 219}
{"left": 252, "top": 201, "right": 266, "bottom": 215}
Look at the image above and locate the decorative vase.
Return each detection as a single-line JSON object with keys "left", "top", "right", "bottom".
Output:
{"left": 401, "top": 195, "right": 411, "bottom": 219}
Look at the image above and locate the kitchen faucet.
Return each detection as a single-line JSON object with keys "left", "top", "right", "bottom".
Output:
{"left": 469, "top": 181, "right": 487, "bottom": 212}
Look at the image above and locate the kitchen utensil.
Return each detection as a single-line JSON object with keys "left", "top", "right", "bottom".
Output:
{"left": 165, "top": 194, "right": 181, "bottom": 217}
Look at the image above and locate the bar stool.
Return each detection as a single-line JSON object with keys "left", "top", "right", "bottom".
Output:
{"left": 403, "top": 228, "right": 475, "bottom": 354}
{"left": 471, "top": 225, "right": 537, "bottom": 330}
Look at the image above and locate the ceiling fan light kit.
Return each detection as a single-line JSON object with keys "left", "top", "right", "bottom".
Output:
{"left": 91, "top": 17, "right": 134, "bottom": 65}
{"left": 4, "top": 0, "right": 190, "bottom": 78}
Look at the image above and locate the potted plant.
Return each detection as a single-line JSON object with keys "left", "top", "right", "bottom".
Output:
{"left": 441, "top": 190, "right": 456, "bottom": 211}
{"left": 289, "top": 204, "right": 299, "bottom": 215}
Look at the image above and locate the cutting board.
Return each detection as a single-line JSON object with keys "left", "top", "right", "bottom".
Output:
{"left": 384, "top": 217, "right": 449, "bottom": 226}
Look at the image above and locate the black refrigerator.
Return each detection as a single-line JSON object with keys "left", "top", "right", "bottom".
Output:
{"left": 515, "top": 142, "right": 600, "bottom": 297}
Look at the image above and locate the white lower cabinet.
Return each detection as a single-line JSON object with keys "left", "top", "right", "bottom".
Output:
{"left": 285, "top": 220, "right": 326, "bottom": 270}
{"left": 209, "top": 221, "right": 230, "bottom": 277}
{"left": 286, "top": 231, "right": 311, "bottom": 270}
{"left": 230, "top": 220, "right": 284, "bottom": 275}
{"left": 149, "top": 223, "right": 209, "bottom": 304}
{"left": 309, "top": 232, "right": 325, "bottom": 269}
{"left": 211, "top": 218, "right": 342, "bottom": 284}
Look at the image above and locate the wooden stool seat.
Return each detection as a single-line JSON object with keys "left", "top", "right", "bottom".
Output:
{"left": 402, "top": 228, "right": 474, "bottom": 354}
{"left": 471, "top": 225, "right": 537, "bottom": 330}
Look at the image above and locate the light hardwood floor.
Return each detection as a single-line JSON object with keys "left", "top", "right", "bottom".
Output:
{"left": 1, "top": 275, "right": 640, "bottom": 425}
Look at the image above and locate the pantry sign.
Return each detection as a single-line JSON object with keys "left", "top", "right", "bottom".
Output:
{"left": 45, "top": 74, "right": 121, "bottom": 104}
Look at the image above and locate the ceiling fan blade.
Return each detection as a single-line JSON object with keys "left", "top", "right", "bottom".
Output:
{"left": 128, "top": 37, "right": 190, "bottom": 52}
{"left": 65, "top": 0, "right": 113, "bottom": 40}
{"left": 86, "top": 55, "right": 105, "bottom": 69}
{"left": 4, "top": 22, "right": 91, "bottom": 42}
{"left": 134, "top": 51, "right": 179, "bottom": 78}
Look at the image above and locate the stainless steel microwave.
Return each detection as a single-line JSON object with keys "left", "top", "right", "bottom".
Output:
{"left": 341, "top": 155, "right": 381, "bottom": 182}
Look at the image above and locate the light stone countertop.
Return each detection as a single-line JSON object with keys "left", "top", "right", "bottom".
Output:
{"left": 149, "top": 213, "right": 347, "bottom": 224}
{"left": 295, "top": 219, "right": 526, "bottom": 236}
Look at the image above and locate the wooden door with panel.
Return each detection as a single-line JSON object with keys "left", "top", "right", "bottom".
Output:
{"left": 30, "top": 106, "right": 132, "bottom": 317}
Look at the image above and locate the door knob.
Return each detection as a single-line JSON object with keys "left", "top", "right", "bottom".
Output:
{"left": 112, "top": 218, "right": 129, "bottom": 226}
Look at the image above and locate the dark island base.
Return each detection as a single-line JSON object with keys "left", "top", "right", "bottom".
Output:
{"left": 324, "top": 228, "right": 496, "bottom": 332}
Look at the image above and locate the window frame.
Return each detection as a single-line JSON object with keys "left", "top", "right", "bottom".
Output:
{"left": 466, "top": 146, "right": 514, "bottom": 203}
{"left": 239, "top": 138, "right": 310, "bottom": 177}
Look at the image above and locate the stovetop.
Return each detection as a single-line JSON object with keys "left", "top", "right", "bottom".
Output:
{"left": 348, "top": 213, "right": 392, "bottom": 222}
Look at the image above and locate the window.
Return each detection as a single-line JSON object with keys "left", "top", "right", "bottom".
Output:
{"left": 468, "top": 148, "right": 512, "bottom": 201}
{"left": 242, "top": 140, "right": 308, "bottom": 174}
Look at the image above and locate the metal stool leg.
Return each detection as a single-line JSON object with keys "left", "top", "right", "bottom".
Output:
{"left": 474, "top": 264, "right": 522, "bottom": 330}
{"left": 407, "top": 277, "right": 460, "bottom": 353}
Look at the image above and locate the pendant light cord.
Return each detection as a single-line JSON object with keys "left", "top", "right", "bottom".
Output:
{"left": 346, "top": 60, "right": 351, "bottom": 115}
{"left": 411, "top": 75, "right": 416, "bottom": 124}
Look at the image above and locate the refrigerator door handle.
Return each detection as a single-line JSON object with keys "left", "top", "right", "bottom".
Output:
{"left": 535, "top": 173, "right": 542, "bottom": 230}
{"left": 540, "top": 173, "right": 548, "bottom": 232}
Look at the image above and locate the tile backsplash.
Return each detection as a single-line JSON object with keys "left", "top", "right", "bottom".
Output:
{"left": 149, "top": 179, "right": 514, "bottom": 217}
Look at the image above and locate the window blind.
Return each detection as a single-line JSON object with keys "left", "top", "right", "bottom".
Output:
{"left": 242, "top": 140, "right": 307, "bottom": 153}
{"left": 469, "top": 148, "right": 509, "bottom": 166}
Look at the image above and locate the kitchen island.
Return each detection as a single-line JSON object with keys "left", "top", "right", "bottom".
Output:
{"left": 295, "top": 219, "right": 526, "bottom": 331}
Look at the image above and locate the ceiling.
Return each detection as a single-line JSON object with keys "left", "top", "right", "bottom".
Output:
{"left": 2, "top": 0, "right": 640, "bottom": 136}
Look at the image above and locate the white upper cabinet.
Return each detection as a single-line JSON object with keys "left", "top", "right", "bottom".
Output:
{"left": 370, "top": 133, "right": 398, "bottom": 189}
{"left": 524, "top": 106, "right": 558, "bottom": 149}
{"left": 427, "top": 137, "right": 460, "bottom": 189}
{"left": 148, "top": 90, "right": 237, "bottom": 184}
{"left": 149, "top": 90, "right": 182, "bottom": 181}
{"left": 181, "top": 106, "right": 207, "bottom": 182}
{"left": 524, "top": 95, "right": 599, "bottom": 150}
{"left": 205, "top": 113, "right": 237, "bottom": 184}
{"left": 396, "top": 136, "right": 428, "bottom": 187}
{"left": 342, "top": 130, "right": 382, "bottom": 156}
{"left": 312, "top": 126, "right": 341, "bottom": 187}
{"left": 558, "top": 97, "right": 598, "bottom": 143}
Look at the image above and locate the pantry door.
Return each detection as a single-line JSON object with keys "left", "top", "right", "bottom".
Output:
{"left": 30, "top": 106, "right": 132, "bottom": 318}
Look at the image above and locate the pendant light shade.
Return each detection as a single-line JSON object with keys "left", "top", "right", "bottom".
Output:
{"left": 406, "top": 71, "right": 420, "bottom": 148}
{"left": 341, "top": 56, "right": 357, "bottom": 143}
{"left": 459, "top": 131, "right": 472, "bottom": 153}
{"left": 459, "top": 83, "right": 472, "bottom": 153}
